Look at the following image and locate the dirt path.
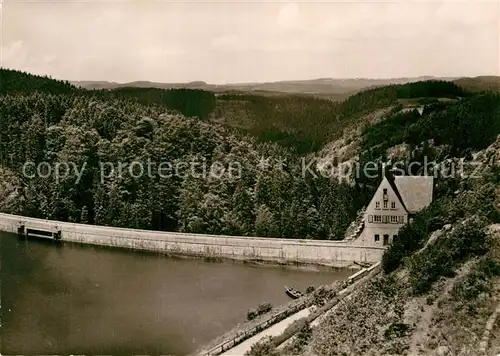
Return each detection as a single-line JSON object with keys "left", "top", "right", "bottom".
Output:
{"left": 409, "top": 226, "right": 500, "bottom": 355}
{"left": 488, "top": 314, "right": 500, "bottom": 356}
{"left": 480, "top": 301, "right": 500, "bottom": 355}
{"left": 409, "top": 262, "right": 473, "bottom": 355}
{"left": 482, "top": 274, "right": 500, "bottom": 355}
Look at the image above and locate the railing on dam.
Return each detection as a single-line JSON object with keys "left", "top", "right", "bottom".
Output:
{"left": 0, "top": 212, "right": 386, "bottom": 266}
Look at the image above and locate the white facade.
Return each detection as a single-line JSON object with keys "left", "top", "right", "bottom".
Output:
{"left": 357, "top": 175, "right": 434, "bottom": 248}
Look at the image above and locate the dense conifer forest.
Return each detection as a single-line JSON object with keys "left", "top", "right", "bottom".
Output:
{"left": 214, "top": 80, "right": 467, "bottom": 154}
{"left": 1, "top": 68, "right": 499, "bottom": 242}
{"left": 237, "top": 79, "right": 500, "bottom": 356}
{"left": 0, "top": 69, "right": 367, "bottom": 238}
{"left": 3, "top": 68, "right": 500, "bottom": 355}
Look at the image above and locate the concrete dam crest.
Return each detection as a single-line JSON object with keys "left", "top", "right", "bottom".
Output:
{"left": 0, "top": 213, "right": 385, "bottom": 267}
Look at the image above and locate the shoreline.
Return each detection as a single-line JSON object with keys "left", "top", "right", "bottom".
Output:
{"left": 196, "top": 262, "right": 381, "bottom": 356}
{"left": 0, "top": 212, "right": 385, "bottom": 268}
{"left": 8, "top": 232, "right": 361, "bottom": 272}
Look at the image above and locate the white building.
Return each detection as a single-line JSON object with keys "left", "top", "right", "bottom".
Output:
{"left": 356, "top": 173, "right": 434, "bottom": 247}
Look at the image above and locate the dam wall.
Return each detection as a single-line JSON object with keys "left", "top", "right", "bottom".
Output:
{"left": 0, "top": 213, "right": 385, "bottom": 267}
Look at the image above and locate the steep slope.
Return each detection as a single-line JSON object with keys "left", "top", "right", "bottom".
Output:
{"left": 243, "top": 84, "right": 500, "bottom": 356}
{"left": 1, "top": 70, "right": 498, "bottom": 248}
{"left": 246, "top": 135, "right": 500, "bottom": 356}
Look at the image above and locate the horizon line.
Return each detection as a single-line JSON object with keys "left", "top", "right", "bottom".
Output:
{"left": 69, "top": 74, "right": 498, "bottom": 86}
{"left": 2, "top": 67, "right": 499, "bottom": 86}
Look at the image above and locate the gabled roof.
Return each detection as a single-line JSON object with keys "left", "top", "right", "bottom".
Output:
{"left": 385, "top": 173, "right": 408, "bottom": 212}
{"left": 381, "top": 168, "right": 434, "bottom": 214}
{"left": 393, "top": 176, "right": 434, "bottom": 214}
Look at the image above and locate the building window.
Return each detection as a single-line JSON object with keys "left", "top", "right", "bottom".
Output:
{"left": 368, "top": 215, "right": 373, "bottom": 223}
{"left": 383, "top": 188, "right": 388, "bottom": 200}
{"left": 391, "top": 216, "right": 398, "bottom": 223}
{"left": 391, "top": 201, "right": 396, "bottom": 209}
{"left": 375, "top": 201, "right": 380, "bottom": 209}
{"left": 398, "top": 216, "right": 405, "bottom": 223}
{"left": 374, "top": 215, "right": 382, "bottom": 223}
{"left": 383, "top": 234, "right": 389, "bottom": 246}
{"left": 383, "top": 201, "right": 388, "bottom": 209}
{"left": 374, "top": 234, "right": 380, "bottom": 242}
{"left": 382, "top": 215, "right": 389, "bottom": 223}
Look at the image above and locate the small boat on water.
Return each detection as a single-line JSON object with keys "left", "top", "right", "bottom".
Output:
{"left": 285, "top": 285, "right": 303, "bottom": 299}
{"left": 354, "top": 261, "right": 372, "bottom": 268}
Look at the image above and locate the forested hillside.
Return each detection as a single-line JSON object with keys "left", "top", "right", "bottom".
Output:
{"left": 3, "top": 68, "right": 500, "bottom": 354}
{"left": 247, "top": 134, "right": 500, "bottom": 356}
{"left": 244, "top": 90, "right": 500, "bottom": 356}
{"left": 453, "top": 76, "right": 500, "bottom": 93}
{"left": 214, "top": 80, "right": 466, "bottom": 154}
{"left": 1, "top": 68, "right": 499, "bottom": 246}
{"left": 0, "top": 68, "right": 77, "bottom": 94}
{"left": 0, "top": 69, "right": 217, "bottom": 119}
{"left": 104, "top": 87, "right": 217, "bottom": 119}
{"left": 0, "top": 69, "right": 369, "bottom": 239}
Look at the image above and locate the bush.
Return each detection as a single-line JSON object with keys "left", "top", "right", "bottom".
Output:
{"left": 452, "top": 258, "right": 500, "bottom": 301}
{"left": 312, "top": 286, "right": 337, "bottom": 307}
{"left": 447, "top": 183, "right": 500, "bottom": 223}
{"left": 247, "top": 309, "right": 257, "bottom": 321}
{"left": 408, "top": 247, "right": 456, "bottom": 294}
{"left": 371, "top": 275, "right": 398, "bottom": 298}
{"left": 408, "top": 216, "right": 490, "bottom": 294}
{"left": 296, "top": 323, "right": 313, "bottom": 344}
{"left": 382, "top": 200, "right": 448, "bottom": 273}
{"left": 257, "top": 302, "right": 273, "bottom": 315}
{"left": 306, "top": 285, "right": 316, "bottom": 294}
{"left": 280, "top": 321, "right": 313, "bottom": 355}
{"left": 247, "top": 302, "right": 273, "bottom": 321}
{"left": 384, "top": 322, "right": 410, "bottom": 339}
{"left": 245, "top": 336, "right": 279, "bottom": 356}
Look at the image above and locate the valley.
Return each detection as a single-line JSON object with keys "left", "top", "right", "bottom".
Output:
{"left": 1, "top": 68, "right": 500, "bottom": 355}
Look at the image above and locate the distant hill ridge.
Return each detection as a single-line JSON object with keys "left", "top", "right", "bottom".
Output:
{"left": 71, "top": 75, "right": 498, "bottom": 96}
{"left": 0, "top": 67, "right": 486, "bottom": 154}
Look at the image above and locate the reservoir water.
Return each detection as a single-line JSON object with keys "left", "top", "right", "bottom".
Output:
{"left": 1, "top": 231, "right": 352, "bottom": 355}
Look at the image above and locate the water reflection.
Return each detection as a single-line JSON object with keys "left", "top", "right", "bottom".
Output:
{"left": 1, "top": 232, "right": 352, "bottom": 355}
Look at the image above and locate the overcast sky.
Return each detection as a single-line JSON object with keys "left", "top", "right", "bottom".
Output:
{"left": 1, "top": 0, "right": 499, "bottom": 84}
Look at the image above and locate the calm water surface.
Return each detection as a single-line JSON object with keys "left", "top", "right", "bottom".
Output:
{"left": 1, "top": 232, "right": 352, "bottom": 355}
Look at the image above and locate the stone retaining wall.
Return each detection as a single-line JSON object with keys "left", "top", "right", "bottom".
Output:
{"left": 0, "top": 213, "right": 385, "bottom": 267}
